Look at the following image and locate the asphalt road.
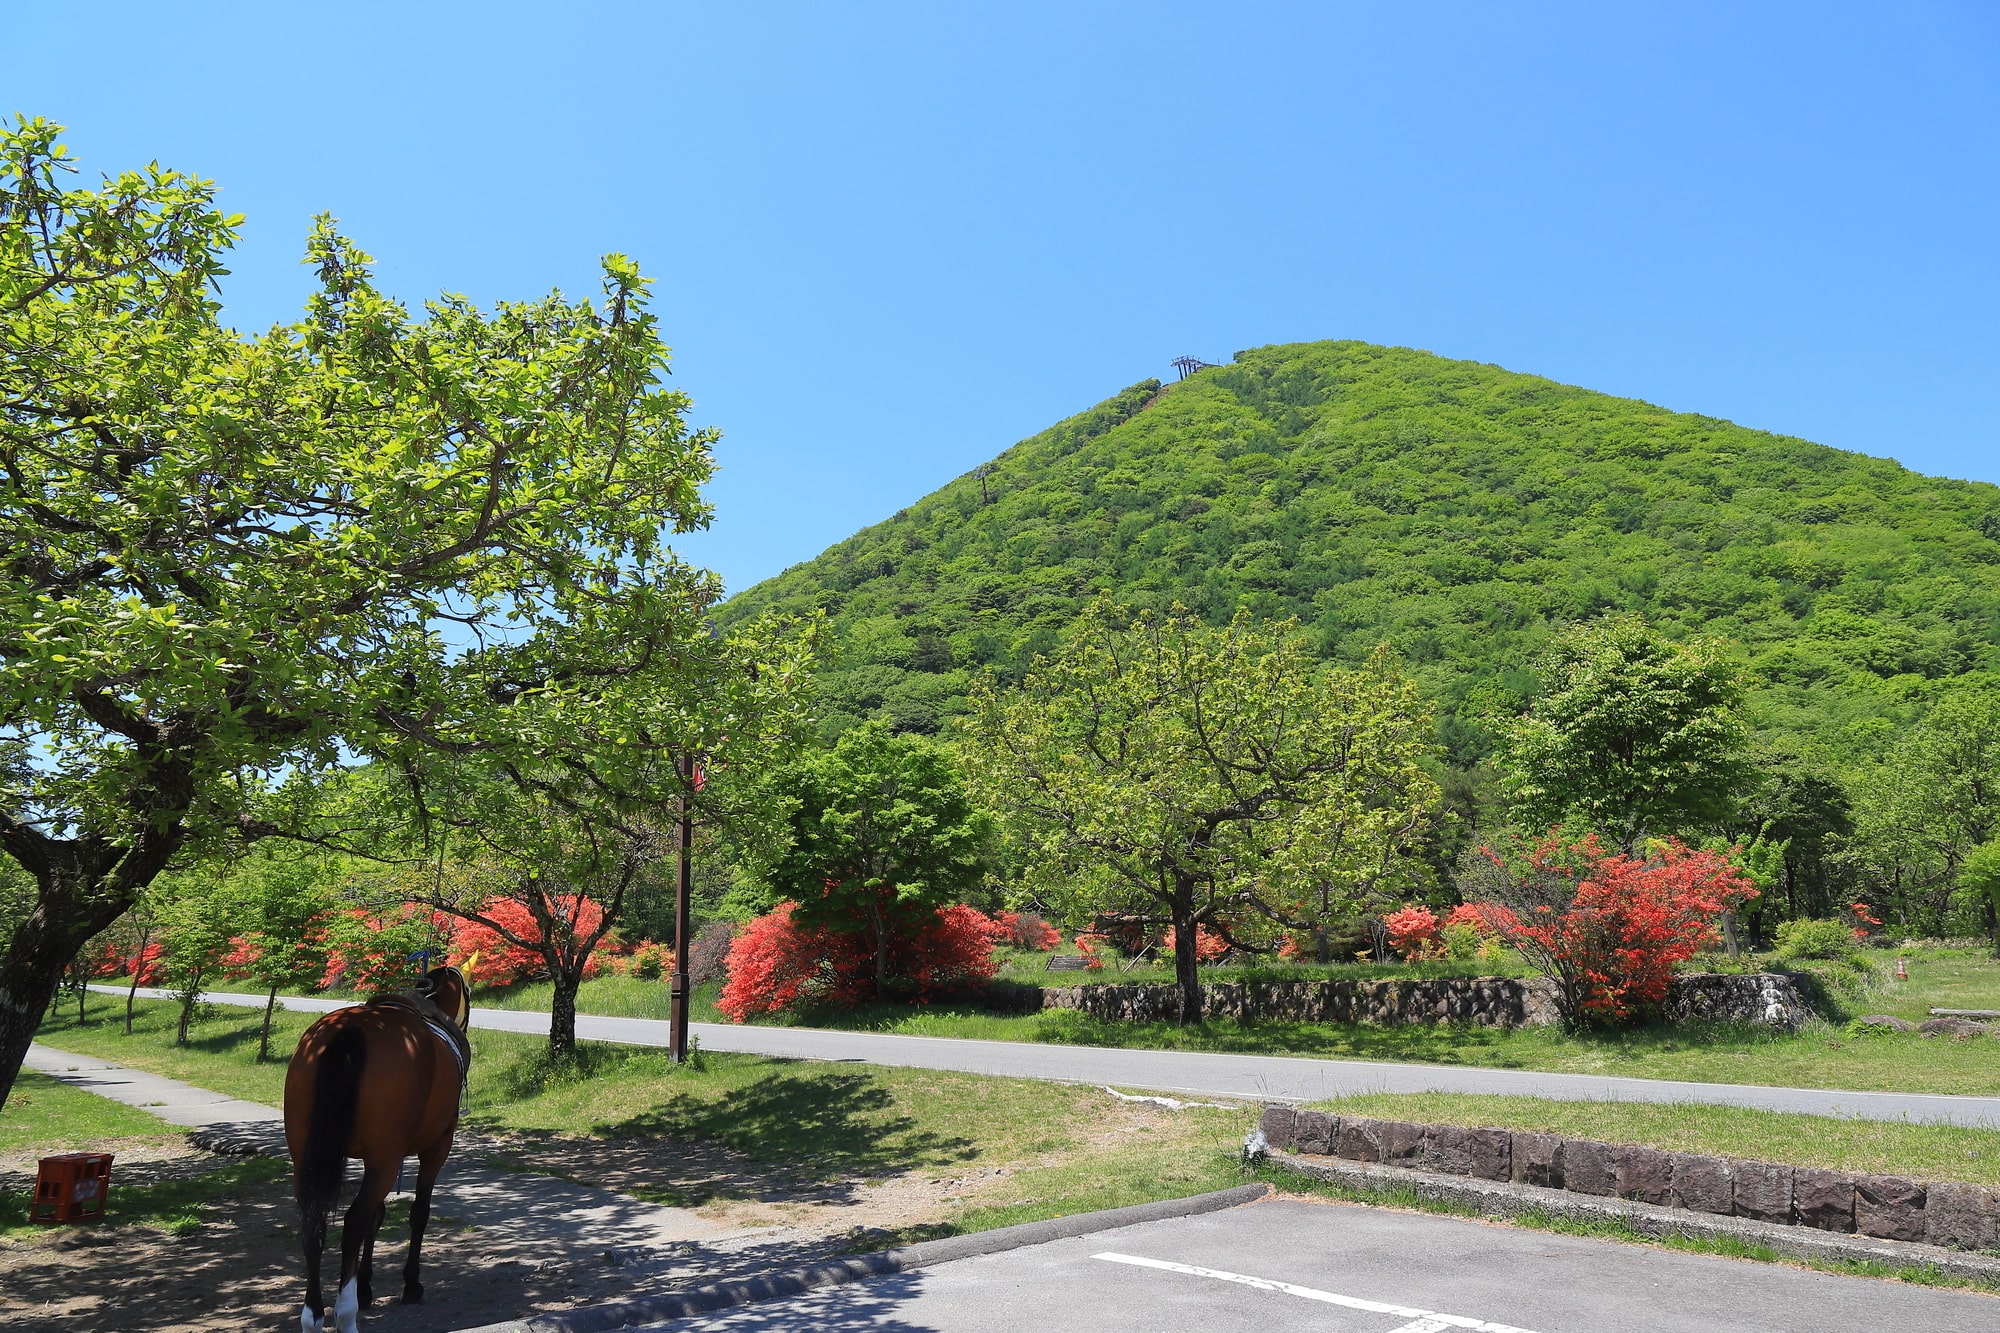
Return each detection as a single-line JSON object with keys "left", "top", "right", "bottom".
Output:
{"left": 107, "top": 986, "right": 2000, "bottom": 1127}
{"left": 653, "top": 1197, "right": 2000, "bottom": 1332}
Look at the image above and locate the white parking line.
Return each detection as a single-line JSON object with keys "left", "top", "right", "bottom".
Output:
{"left": 1091, "top": 1253, "right": 1541, "bottom": 1333}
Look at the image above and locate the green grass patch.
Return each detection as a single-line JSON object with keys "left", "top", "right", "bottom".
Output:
{"left": 0, "top": 1070, "right": 183, "bottom": 1157}
{"left": 1297, "top": 1092, "right": 2000, "bottom": 1188}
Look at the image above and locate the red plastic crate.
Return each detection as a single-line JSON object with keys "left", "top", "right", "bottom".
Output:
{"left": 31, "top": 1152, "right": 112, "bottom": 1224}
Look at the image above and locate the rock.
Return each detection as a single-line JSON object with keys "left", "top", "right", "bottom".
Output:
{"left": 1511, "top": 1131, "right": 1564, "bottom": 1189}
{"left": 1612, "top": 1145, "right": 1673, "bottom": 1205}
{"left": 1919, "top": 1017, "right": 1992, "bottom": 1038}
{"left": 1670, "top": 1154, "right": 1732, "bottom": 1215}
{"left": 1925, "top": 1182, "right": 1999, "bottom": 1251}
{"left": 1334, "top": 1116, "right": 1383, "bottom": 1163}
{"left": 1293, "top": 1110, "right": 1338, "bottom": 1156}
{"left": 1733, "top": 1161, "right": 1795, "bottom": 1224}
{"left": 1852, "top": 1014, "right": 1917, "bottom": 1032}
{"left": 1258, "top": 1105, "right": 1297, "bottom": 1152}
{"left": 1423, "top": 1125, "right": 1511, "bottom": 1181}
{"left": 1377, "top": 1119, "right": 1427, "bottom": 1164}
{"left": 1854, "top": 1175, "right": 1926, "bottom": 1243}
{"left": 1562, "top": 1139, "right": 1616, "bottom": 1197}
{"left": 1792, "top": 1168, "right": 1856, "bottom": 1232}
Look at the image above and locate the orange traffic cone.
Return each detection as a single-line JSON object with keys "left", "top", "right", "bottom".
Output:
{"left": 1896, "top": 958, "right": 1909, "bottom": 980}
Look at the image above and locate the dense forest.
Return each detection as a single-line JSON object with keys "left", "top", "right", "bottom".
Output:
{"left": 720, "top": 340, "right": 2000, "bottom": 770}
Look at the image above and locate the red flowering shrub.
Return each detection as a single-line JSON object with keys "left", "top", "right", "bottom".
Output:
{"left": 1848, "top": 901, "right": 1883, "bottom": 941}
{"left": 1469, "top": 833, "right": 1756, "bottom": 1025}
{"left": 989, "top": 911, "right": 1060, "bottom": 952}
{"left": 1160, "top": 924, "right": 1232, "bottom": 963}
{"left": 1382, "top": 906, "right": 1442, "bottom": 959}
{"left": 448, "top": 897, "right": 608, "bottom": 988}
{"left": 717, "top": 901, "right": 1001, "bottom": 1021}
{"left": 1072, "top": 932, "right": 1108, "bottom": 970}
{"left": 90, "top": 938, "right": 163, "bottom": 984}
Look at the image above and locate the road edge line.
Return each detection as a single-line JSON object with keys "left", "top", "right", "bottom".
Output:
{"left": 447, "top": 1182, "right": 1271, "bottom": 1333}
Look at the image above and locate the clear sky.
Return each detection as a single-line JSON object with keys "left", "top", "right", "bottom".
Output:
{"left": 9, "top": 3, "right": 1997, "bottom": 594}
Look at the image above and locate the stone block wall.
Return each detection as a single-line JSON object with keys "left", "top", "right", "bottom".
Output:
{"left": 1259, "top": 1108, "right": 1998, "bottom": 1250}
{"left": 1037, "top": 971, "right": 1813, "bottom": 1031}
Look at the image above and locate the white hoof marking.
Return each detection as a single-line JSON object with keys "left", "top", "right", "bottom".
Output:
{"left": 334, "top": 1276, "right": 360, "bottom": 1333}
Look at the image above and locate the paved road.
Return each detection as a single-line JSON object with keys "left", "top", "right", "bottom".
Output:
{"left": 105, "top": 985, "right": 2000, "bottom": 1127}
{"left": 651, "top": 1196, "right": 2000, "bottom": 1332}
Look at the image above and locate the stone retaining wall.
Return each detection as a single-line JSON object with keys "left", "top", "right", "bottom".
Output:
{"left": 1035, "top": 972, "right": 1813, "bottom": 1030}
{"left": 1258, "top": 1107, "right": 2000, "bottom": 1251}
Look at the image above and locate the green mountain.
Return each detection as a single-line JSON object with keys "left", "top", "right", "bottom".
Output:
{"left": 719, "top": 341, "right": 2000, "bottom": 764}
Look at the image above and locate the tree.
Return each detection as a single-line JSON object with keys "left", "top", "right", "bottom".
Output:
{"left": 759, "top": 724, "right": 990, "bottom": 999}
{"left": 0, "top": 118, "right": 751, "bottom": 1107}
{"left": 218, "top": 846, "right": 341, "bottom": 1061}
{"left": 1849, "top": 689, "right": 2000, "bottom": 938}
{"left": 962, "top": 602, "right": 1439, "bottom": 1024}
{"left": 1961, "top": 842, "right": 2000, "bottom": 960}
{"left": 154, "top": 872, "right": 233, "bottom": 1047}
{"left": 1502, "top": 615, "right": 1753, "bottom": 847}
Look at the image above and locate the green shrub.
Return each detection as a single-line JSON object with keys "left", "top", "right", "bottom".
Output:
{"left": 1775, "top": 918, "right": 1861, "bottom": 962}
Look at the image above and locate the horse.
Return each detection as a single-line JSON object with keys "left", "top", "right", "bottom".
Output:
{"left": 284, "top": 963, "right": 474, "bottom": 1333}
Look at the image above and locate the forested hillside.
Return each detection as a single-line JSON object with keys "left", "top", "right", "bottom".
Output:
{"left": 719, "top": 341, "right": 2000, "bottom": 767}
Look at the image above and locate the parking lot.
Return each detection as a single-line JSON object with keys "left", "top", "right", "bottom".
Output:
{"left": 667, "top": 1196, "right": 2000, "bottom": 1332}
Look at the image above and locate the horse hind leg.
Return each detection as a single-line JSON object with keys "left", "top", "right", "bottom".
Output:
{"left": 402, "top": 1137, "right": 453, "bottom": 1305}
{"left": 299, "top": 1175, "right": 331, "bottom": 1331}
{"left": 336, "top": 1161, "right": 393, "bottom": 1333}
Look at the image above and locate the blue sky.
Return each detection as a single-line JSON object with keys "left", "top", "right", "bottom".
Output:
{"left": 9, "top": 2, "right": 1997, "bottom": 594}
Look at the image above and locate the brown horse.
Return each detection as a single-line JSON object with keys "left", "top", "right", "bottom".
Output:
{"left": 285, "top": 964, "right": 473, "bottom": 1333}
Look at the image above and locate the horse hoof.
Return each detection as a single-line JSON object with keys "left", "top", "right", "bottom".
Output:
{"left": 403, "top": 1282, "right": 424, "bottom": 1305}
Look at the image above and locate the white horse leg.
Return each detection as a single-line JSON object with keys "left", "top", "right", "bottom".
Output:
{"left": 300, "top": 1303, "right": 323, "bottom": 1333}
{"left": 334, "top": 1275, "right": 360, "bottom": 1333}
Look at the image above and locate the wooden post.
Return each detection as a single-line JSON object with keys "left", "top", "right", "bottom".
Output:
{"left": 670, "top": 752, "right": 694, "bottom": 1064}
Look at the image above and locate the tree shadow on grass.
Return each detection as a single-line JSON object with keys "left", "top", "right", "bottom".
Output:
{"left": 596, "top": 1068, "right": 976, "bottom": 1180}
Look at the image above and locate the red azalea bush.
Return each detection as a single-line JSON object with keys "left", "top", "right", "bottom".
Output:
{"left": 989, "top": 910, "right": 1060, "bottom": 952}
{"left": 1160, "top": 924, "right": 1232, "bottom": 963}
{"left": 448, "top": 897, "right": 608, "bottom": 988}
{"left": 1382, "top": 905, "right": 1442, "bottom": 959}
{"left": 91, "top": 938, "right": 164, "bottom": 984}
{"left": 1468, "top": 833, "right": 1757, "bottom": 1025}
{"left": 717, "top": 901, "right": 1001, "bottom": 1021}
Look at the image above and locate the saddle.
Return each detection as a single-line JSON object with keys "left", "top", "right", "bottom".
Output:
{"left": 367, "top": 989, "right": 472, "bottom": 1106}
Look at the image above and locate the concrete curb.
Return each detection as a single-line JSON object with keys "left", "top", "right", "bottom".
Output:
{"left": 447, "top": 1182, "right": 1272, "bottom": 1332}
{"left": 1267, "top": 1151, "right": 2000, "bottom": 1284}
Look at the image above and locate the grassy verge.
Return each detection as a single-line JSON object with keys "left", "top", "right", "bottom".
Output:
{"left": 1296, "top": 1092, "right": 2000, "bottom": 1188}
{"left": 0, "top": 1070, "right": 183, "bottom": 1159}
{"left": 1260, "top": 1161, "right": 2000, "bottom": 1295}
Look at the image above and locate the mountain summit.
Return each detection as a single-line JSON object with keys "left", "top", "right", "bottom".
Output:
{"left": 720, "top": 341, "right": 2000, "bottom": 763}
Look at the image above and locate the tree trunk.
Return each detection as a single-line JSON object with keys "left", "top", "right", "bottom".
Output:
{"left": 1986, "top": 895, "right": 1999, "bottom": 962}
{"left": 174, "top": 970, "right": 204, "bottom": 1047}
{"left": 75, "top": 957, "right": 87, "bottom": 1024}
{"left": 1172, "top": 888, "right": 1202, "bottom": 1026}
{"left": 0, "top": 871, "right": 148, "bottom": 1111}
{"left": 124, "top": 925, "right": 151, "bottom": 1035}
{"left": 867, "top": 891, "right": 889, "bottom": 1001}
{"left": 1721, "top": 910, "right": 1740, "bottom": 960}
{"left": 548, "top": 958, "right": 581, "bottom": 1060}
{"left": 258, "top": 985, "right": 280, "bottom": 1063}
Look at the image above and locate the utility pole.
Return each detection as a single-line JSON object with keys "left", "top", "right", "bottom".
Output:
{"left": 670, "top": 751, "right": 695, "bottom": 1063}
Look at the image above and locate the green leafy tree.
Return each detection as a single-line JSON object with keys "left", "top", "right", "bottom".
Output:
{"left": 1502, "top": 615, "right": 1753, "bottom": 847}
{"left": 759, "top": 723, "right": 991, "bottom": 998}
{"left": 0, "top": 119, "right": 744, "bottom": 1107}
{"left": 1961, "top": 842, "right": 2000, "bottom": 960}
{"left": 225, "top": 846, "right": 343, "bottom": 1061}
{"left": 154, "top": 872, "right": 233, "bottom": 1047}
{"left": 963, "top": 602, "right": 1439, "bottom": 1023}
{"left": 1849, "top": 689, "right": 2000, "bottom": 938}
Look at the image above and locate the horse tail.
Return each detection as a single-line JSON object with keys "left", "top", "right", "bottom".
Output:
{"left": 298, "top": 1021, "right": 365, "bottom": 1221}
